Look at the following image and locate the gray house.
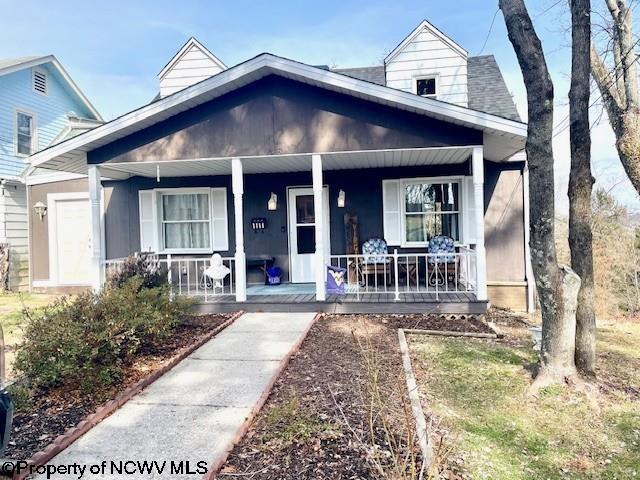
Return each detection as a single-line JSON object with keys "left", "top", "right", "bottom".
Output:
{"left": 26, "top": 21, "right": 533, "bottom": 313}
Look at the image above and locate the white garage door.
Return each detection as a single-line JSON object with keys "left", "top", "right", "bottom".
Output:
{"left": 54, "top": 198, "right": 91, "bottom": 285}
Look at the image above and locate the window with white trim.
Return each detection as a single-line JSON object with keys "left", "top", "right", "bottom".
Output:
{"left": 15, "top": 111, "right": 34, "bottom": 156}
{"left": 415, "top": 77, "right": 437, "bottom": 98}
{"left": 161, "top": 192, "right": 211, "bottom": 250}
{"left": 139, "top": 188, "right": 228, "bottom": 253}
{"left": 403, "top": 181, "right": 460, "bottom": 243}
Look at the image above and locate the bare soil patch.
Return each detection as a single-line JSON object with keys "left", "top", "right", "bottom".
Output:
{"left": 220, "top": 313, "right": 488, "bottom": 479}
{"left": 5, "top": 313, "right": 232, "bottom": 461}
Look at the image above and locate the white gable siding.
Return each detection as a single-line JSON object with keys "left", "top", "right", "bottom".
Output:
{"left": 159, "top": 44, "right": 225, "bottom": 98}
{"left": 385, "top": 27, "right": 468, "bottom": 107}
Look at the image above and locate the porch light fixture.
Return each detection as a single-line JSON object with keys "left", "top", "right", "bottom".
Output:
{"left": 33, "top": 201, "right": 47, "bottom": 221}
{"left": 267, "top": 192, "right": 277, "bottom": 211}
{"left": 337, "top": 189, "right": 346, "bottom": 208}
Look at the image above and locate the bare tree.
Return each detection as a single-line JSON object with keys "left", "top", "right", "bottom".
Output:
{"left": 591, "top": 0, "right": 640, "bottom": 194}
{"left": 569, "top": 0, "right": 597, "bottom": 378}
{"left": 499, "top": 0, "right": 582, "bottom": 389}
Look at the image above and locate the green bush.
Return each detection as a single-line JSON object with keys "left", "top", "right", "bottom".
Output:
{"left": 106, "top": 253, "right": 164, "bottom": 290}
{"left": 14, "top": 277, "right": 191, "bottom": 392}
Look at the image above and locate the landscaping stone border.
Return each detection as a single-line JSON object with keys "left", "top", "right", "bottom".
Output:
{"left": 397, "top": 329, "right": 434, "bottom": 473}
{"left": 205, "top": 311, "right": 321, "bottom": 480}
{"left": 12, "top": 310, "right": 244, "bottom": 480}
{"left": 403, "top": 328, "right": 498, "bottom": 339}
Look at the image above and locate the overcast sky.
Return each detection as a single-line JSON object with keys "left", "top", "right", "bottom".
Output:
{"left": 1, "top": 0, "right": 638, "bottom": 212}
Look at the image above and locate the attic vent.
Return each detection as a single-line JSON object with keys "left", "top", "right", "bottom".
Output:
{"left": 33, "top": 69, "right": 47, "bottom": 95}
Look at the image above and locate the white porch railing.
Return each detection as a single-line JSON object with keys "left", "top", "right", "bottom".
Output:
{"left": 102, "top": 255, "right": 236, "bottom": 301}
{"left": 328, "top": 247, "right": 477, "bottom": 300}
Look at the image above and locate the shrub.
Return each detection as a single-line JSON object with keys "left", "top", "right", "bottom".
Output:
{"left": 14, "top": 277, "right": 191, "bottom": 392}
{"left": 106, "top": 253, "right": 164, "bottom": 290}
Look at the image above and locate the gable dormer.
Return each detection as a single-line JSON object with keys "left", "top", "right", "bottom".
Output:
{"left": 158, "top": 37, "right": 227, "bottom": 98}
{"left": 384, "top": 20, "right": 468, "bottom": 107}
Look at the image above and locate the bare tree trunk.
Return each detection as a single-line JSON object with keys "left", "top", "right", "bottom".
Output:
{"left": 591, "top": 0, "right": 640, "bottom": 195}
{"left": 569, "top": 0, "right": 597, "bottom": 378}
{"left": 499, "top": 0, "right": 581, "bottom": 388}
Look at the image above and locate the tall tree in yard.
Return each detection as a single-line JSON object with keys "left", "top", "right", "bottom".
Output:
{"left": 499, "top": 0, "right": 581, "bottom": 388}
{"left": 591, "top": 0, "right": 640, "bottom": 195}
{"left": 569, "top": 0, "right": 596, "bottom": 378}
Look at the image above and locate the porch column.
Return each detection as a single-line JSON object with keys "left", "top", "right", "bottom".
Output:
{"left": 232, "top": 158, "right": 247, "bottom": 302}
{"left": 88, "top": 165, "right": 103, "bottom": 292}
{"left": 472, "top": 147, "right": 488, "bottom": 301}
{"left": 312, "top": 154, "right": 326, "bottom": 301}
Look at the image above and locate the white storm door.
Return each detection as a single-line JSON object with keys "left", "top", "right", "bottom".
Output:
{"left": 52, "top": 196, "right": 91, "bottom": 285}
{"left": 288, "top": 187, "right": 330, "bottom": 283}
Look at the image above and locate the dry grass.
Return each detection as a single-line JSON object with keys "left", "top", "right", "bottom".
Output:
{"left": 409, "top": 321, "right": 640, "bottom": 479}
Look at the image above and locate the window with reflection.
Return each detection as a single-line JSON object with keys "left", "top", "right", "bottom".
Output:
{"left": 404, "top": 181, "right": 459, "bottom": 243}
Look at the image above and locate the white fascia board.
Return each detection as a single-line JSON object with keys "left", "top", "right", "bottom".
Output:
{"left": 158, "top": 37, "right": 227, "bottom": 79}
{"left": 385, "top": 20, "right": 468, "bottom": 63}
{"left": 29, "top": 54, "right": 526, "bottom": 171}
{"left": 0, "top": 55, "right": 103, "bottom": 122}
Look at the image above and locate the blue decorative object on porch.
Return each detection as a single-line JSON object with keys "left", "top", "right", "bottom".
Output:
{"left": 427, "top": 236, "right": 456, "bottom": 263}
{"left": 266, "top": 266, "right": 282, "bottom": 285}
{"left": 326, "top": 265, "right": 347, "bottom": 294}
{"left": 362, "top": 238, "right": 389, "bottom": 264}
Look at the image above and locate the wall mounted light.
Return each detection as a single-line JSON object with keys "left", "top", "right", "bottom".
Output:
{"left": 33, "top": 201, "right": 47, "bottom": 221}
{"left": 0, "top": 179, "right": 5, "bottom": 197}
{"left": 337, "top": 189, "right": 346, "bottom": 208}
{"left": 267, "top": 192, "right": 278, "bottom": 211}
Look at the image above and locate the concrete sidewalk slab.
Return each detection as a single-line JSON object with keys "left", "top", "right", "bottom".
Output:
{"left": 38, "top": 312, "right": 316, "bottom": 480}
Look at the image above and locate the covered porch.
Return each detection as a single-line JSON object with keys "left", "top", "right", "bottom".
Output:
{"left": 97, "top": 145, "right": 489, "bottom": 313}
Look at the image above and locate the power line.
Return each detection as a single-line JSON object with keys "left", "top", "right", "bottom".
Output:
{"left": 477, "top": 9, "right": 500, "bottom": 56}
{"left": 552, "top": 35, "right": 640, "bottom": 139}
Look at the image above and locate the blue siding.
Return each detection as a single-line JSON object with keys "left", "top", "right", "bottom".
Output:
{"left": 0, "top": 63, "right": 93, "bottom": 176}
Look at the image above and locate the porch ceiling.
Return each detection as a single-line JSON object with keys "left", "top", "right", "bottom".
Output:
{"left": 94, "top": 146, "right": 475, "bottom": 179}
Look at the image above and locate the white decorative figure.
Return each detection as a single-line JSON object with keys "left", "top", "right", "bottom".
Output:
{"left": 203, "top": 254, "right": 231, "bottom": 293}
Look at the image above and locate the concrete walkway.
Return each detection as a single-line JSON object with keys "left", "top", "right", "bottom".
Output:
{"left": 40, "top": 312, "right": 316, "bottom": 480}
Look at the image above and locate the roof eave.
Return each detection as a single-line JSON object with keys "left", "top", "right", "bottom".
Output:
{"left": 29, "top": 54, "right": 526, "bottom": 171}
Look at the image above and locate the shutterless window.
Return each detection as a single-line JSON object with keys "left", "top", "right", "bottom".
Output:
{"left": 160, "top": 192, "right": 211, "bottom": 250}
{"left": 404, "top": 182, "right": 459, "bottom": 243}
{"left": 416, "top": 77, "right": 436, "bottom": 97}
{"left": 16, "top": 111, "right": 34, "bottom": 156}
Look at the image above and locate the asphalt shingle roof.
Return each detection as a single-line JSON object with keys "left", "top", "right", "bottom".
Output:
{"left": 332, "top": 55, "right": 521, "bottom": 122}
{"left": 0, "top": 56, "right": 44, "bottom": 73}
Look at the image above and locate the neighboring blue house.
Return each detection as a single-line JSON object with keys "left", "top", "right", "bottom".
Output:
{"left": 0, "top": 56, "right": 102, "bottom": 289}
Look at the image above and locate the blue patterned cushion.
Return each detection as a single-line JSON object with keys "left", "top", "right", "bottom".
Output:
{"left": 362, "top": 238, "right": 388, "bottom": 264}
{"left": 427, "top": 236, "right": 455, "bottom": 263}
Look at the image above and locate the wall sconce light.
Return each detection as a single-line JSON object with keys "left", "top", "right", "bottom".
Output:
{"left": 0, "top": 179, "right": 5, "bottom": 197}
{"left": 33, "top": 201, "right": 47, "bottom": 221}
{"left": 337, "top": 189, "right": 346, "bottom": 208}
{"left": 267, "top": 192, "right": 277, "bottom": 211}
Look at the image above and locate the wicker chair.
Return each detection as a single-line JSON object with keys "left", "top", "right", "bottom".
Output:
{"left": 359, "top": 238, "right": 392, "bottom": 287}
{"left": 427, "top": 236, "right": 457, "bottom": 287}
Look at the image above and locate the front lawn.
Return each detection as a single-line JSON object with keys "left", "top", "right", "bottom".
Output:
{"left": 409, "top": 318, "right": 640, "bottom": 479}
{"left": 0, "top": 293, "right": 60, "bottom": 380}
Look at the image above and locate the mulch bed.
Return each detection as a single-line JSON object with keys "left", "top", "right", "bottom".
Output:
{"left": 5, "top": 313, "right": 232, "bottom": 461}
{"left": 220, "top": 313, "right": 490, "bottom": 479}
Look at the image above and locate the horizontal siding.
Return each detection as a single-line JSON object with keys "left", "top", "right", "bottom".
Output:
{"left": 0, "top": 186, "right": 28, "bottom": 289}
{"left": 159, "top": 44, "right": 224, "bottom": 98}
{"left": 385, "top": 25, "right": 468, "bottom": 107}
{"left": 0, "top": 64, "right": 94, "bottom": 177}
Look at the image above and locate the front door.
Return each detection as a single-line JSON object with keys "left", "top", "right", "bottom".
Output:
{"left": 52, "top": 197, "right": 91, "bottom": 285}
{"left": 287, "top": 187, "right": 330, "bottom": 283}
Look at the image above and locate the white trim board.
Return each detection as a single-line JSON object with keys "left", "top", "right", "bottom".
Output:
{"left": 28, "top": 54, "right": 526, "bottom": 174}
{"left": 0, "top": 56, "right": 102, "bottom": 121}
{"left": 385, "top": 20, "right": 468, "bottom": 63}
{"left": 158, "top": 37, "right": 227, "bottom": 79}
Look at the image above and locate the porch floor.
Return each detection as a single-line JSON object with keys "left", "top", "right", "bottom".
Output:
{"left": 194, "top": 282, "right": 486, "bottom": 315}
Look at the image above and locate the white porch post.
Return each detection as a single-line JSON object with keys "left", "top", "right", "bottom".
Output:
{"left": 312, "top": 154, "right": 326, "bottom": 301}
{"left": 232, "top": 158, "right": 247, "bottom": 302}
{"left": 472, "top": 147, "right": 488, "bottom": 301}
{"left": 88, "top": 165, "right": 103, "bottom": 292}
